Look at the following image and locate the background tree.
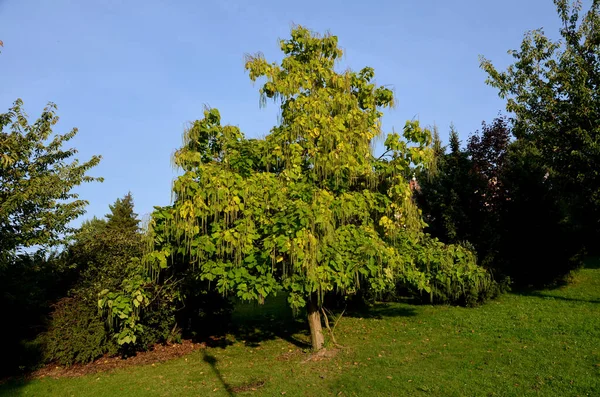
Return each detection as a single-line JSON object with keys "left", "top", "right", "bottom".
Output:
{"left": 41, "top": 193, "right": 177, "bottom": 366}
{"left": 480, "top": 0, "right": 600, "bottom": 252}
{"left": 496, "top": 139, "right": 584, "bottom": 286}
{"left": 0, "top": 99, "right": 101, "bottom": 374}
{"left": 417, "top": 125, "right": 479, "bottom": 246}
{"left": 418, "top": 113, "right": 582, "bottom": 285}
{"left": 465, "top": 117, "right": 511, "bottom": 267}
{"left": 105, "top": 192, "right": 140, "bottom": 233}
{"left": 0, "top": 99, "right": 102, "bottom": 260}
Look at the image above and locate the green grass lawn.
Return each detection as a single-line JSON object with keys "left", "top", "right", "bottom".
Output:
{"left": 2, "top": 261, "right": 599, "bottom": 396}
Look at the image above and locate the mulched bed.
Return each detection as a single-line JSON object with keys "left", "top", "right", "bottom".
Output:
{"left": 30, "top": 339, "right": 205, "bottom": 380}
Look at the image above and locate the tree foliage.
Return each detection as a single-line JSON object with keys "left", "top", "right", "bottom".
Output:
{"left": 417, "top": 125, "right": 480, "bottom": 246}
{"left": 418, "top": 114, "right": 583, "bottom": 286}
{"left": 96, "top": 26, "right": 497, "bottom": 352}
{"left": 496, "top": 138, "right": 584, "bottom": 285}
{"left": 0, "top": 99, "right": 102, "bottom": 260}
{"left": 0, "top": 252, "right": 69, "bottom": 374}
{"left": 5, "top": 4, "right": 598, "bottom": 371}
{"left": 105, "top": 192, "right": 140, "bottom": 233}
{"left": 0, "top": 100, "right": 101, "bottom": 374}
{"left": 42, "top": 194, "right": 174, "bottom": 365}
{"left": 480, "top": 0, "right": 600, "bottom": 249}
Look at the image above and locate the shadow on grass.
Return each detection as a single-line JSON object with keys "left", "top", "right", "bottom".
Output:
{"left": 197, "top": 294, "right": 311, "bottom": 351}
{"left": 585, "top": 256, "right": 600, "bottom": 269}
{"left": 230, "top": 319, "right": 311, "bottom": 349}
{"left": 230, "top": 295, "right": 311, "bottom": 349}
{"left": 202, "top": 350, "right": 267, "bottom": 395}
{"left": 345, "top": 302, "right": 418, "bottom": 320}
{"left": 202, "top": 350, "right": 234, "bottom": 396}
{"left": 202, "top": 294, "right": 420, "bottom": 354}
{"left": 0, "top": 379, "right": 26, "bottom": 397}
{"left": 508, "top": 256, "right": 600, "bottom": 305}
{"left": 512, "top": 290, "right": 599, "bottom": 304}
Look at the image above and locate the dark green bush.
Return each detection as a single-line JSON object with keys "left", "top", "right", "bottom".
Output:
{"left": 494, "top": 141, "right": 586, "bottom": 286}
{"left": 0, "top": 252, "right": 72, "bottom": 375}
{"left": 41, "top": 296, "right": 118, "bottom": 366}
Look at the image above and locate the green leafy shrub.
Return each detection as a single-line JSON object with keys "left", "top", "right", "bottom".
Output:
{"left": 354, "top": 236, "right": 507, "bottom": 307}
{"left": 410, "top": 237, "right": 508, "bottom": 306}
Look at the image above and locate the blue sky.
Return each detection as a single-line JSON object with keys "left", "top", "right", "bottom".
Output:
{"left": 0, "top": 0, "right": 565, "bottom": 223}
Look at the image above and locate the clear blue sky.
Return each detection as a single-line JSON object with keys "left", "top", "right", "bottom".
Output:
{"left": 0, "top": 0, "right": 565, "bottom": 223}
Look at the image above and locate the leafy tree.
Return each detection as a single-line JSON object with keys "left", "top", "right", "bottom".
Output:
{"left": 416, "top": 118, "right": 509, "bottom": 263}
{"left": 102, "top": 26, "right": 495, "bottom": 352}
{"left": 496, "top": 139, "right": 584, "bottom": 285}
{"left": 0, "top": 99, "right": 101, "bottom": 374}
{"left": 464, "top": 117, "right": 512, "bottom": 267}
{"left": 153, "top": 26, "right": 432, "bottom": 351}
{"left": 0, "top": 252, "right": 67, "bottom": 374}
{"left": 0, "top": 99, "right": 102, "bottom": 261}
{"left": 480, "top": 0, "right": 600, "bottom": 250}
{"left": 418, "top": 114, "right": 581, "bottom": 285}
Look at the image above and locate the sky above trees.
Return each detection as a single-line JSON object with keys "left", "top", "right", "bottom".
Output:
{"left": 0, "top": 0, "right": 567, "bottom": 222}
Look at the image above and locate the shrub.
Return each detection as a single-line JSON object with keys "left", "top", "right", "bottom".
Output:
{"left": 319, "top": 236, "right": 506, "bottom": 309}
{"left": 410, "top": 237, "right": 508, "bottom": 306}
{"left": 0, "top": 252, "right": 72, "bottom": 375}
{"left": 41, "top": 296, "right": 118, "bottom": 366}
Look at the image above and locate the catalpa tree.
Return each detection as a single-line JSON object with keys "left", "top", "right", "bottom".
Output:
{"left": 103, "top": 26, "right": 492, "bottom": 351}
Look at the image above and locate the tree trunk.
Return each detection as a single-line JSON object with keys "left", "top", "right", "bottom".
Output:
{"left": 307, "top": 297, "right": 324, "bottom": 351}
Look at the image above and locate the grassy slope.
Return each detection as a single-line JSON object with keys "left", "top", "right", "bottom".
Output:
{"left": 2, "top": 263, "right": 599, "bottom": 397}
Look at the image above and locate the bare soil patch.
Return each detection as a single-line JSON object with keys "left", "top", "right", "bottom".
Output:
{"left": 31, "top": 339, "right": 204, "bottom": 380}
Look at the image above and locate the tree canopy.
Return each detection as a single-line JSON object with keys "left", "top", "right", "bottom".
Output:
{"left": 0, "top": 99, "right": 101, "bottom": 373}
{"left": 105, "top": 192, "right": 140, "bottom": 233}
{"left": 0, "top": 99, "right": 102, "bottom": 261}
{"left": 480, "top": 0, "right": 600, "bottom": 247}
{"left": 116, "top": 26, "right": 495, "bottom": 351}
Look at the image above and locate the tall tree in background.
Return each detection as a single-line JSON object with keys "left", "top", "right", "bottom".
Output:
{"left": 105, "top": 192, "right": 140, "bottom": 233}
{"left": 465, "top": 117, "right": 511, "bottom": 267}
{"left": 480, "top": 0, "right": 600, "bottom": 251}
{"left": 417, "top": 126, "right": 478, "bottom": 246}
{"left": 0, "top": 99, "right": 101, "bottom": 374}
{"left": 418, "top": 114, "right": 582, "bottom": 285}
{"left": 0, "top": 99, "right": 102, "bottom": 261}
{"left": 417, "top": 118, "right": 511, "bottom": 268}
